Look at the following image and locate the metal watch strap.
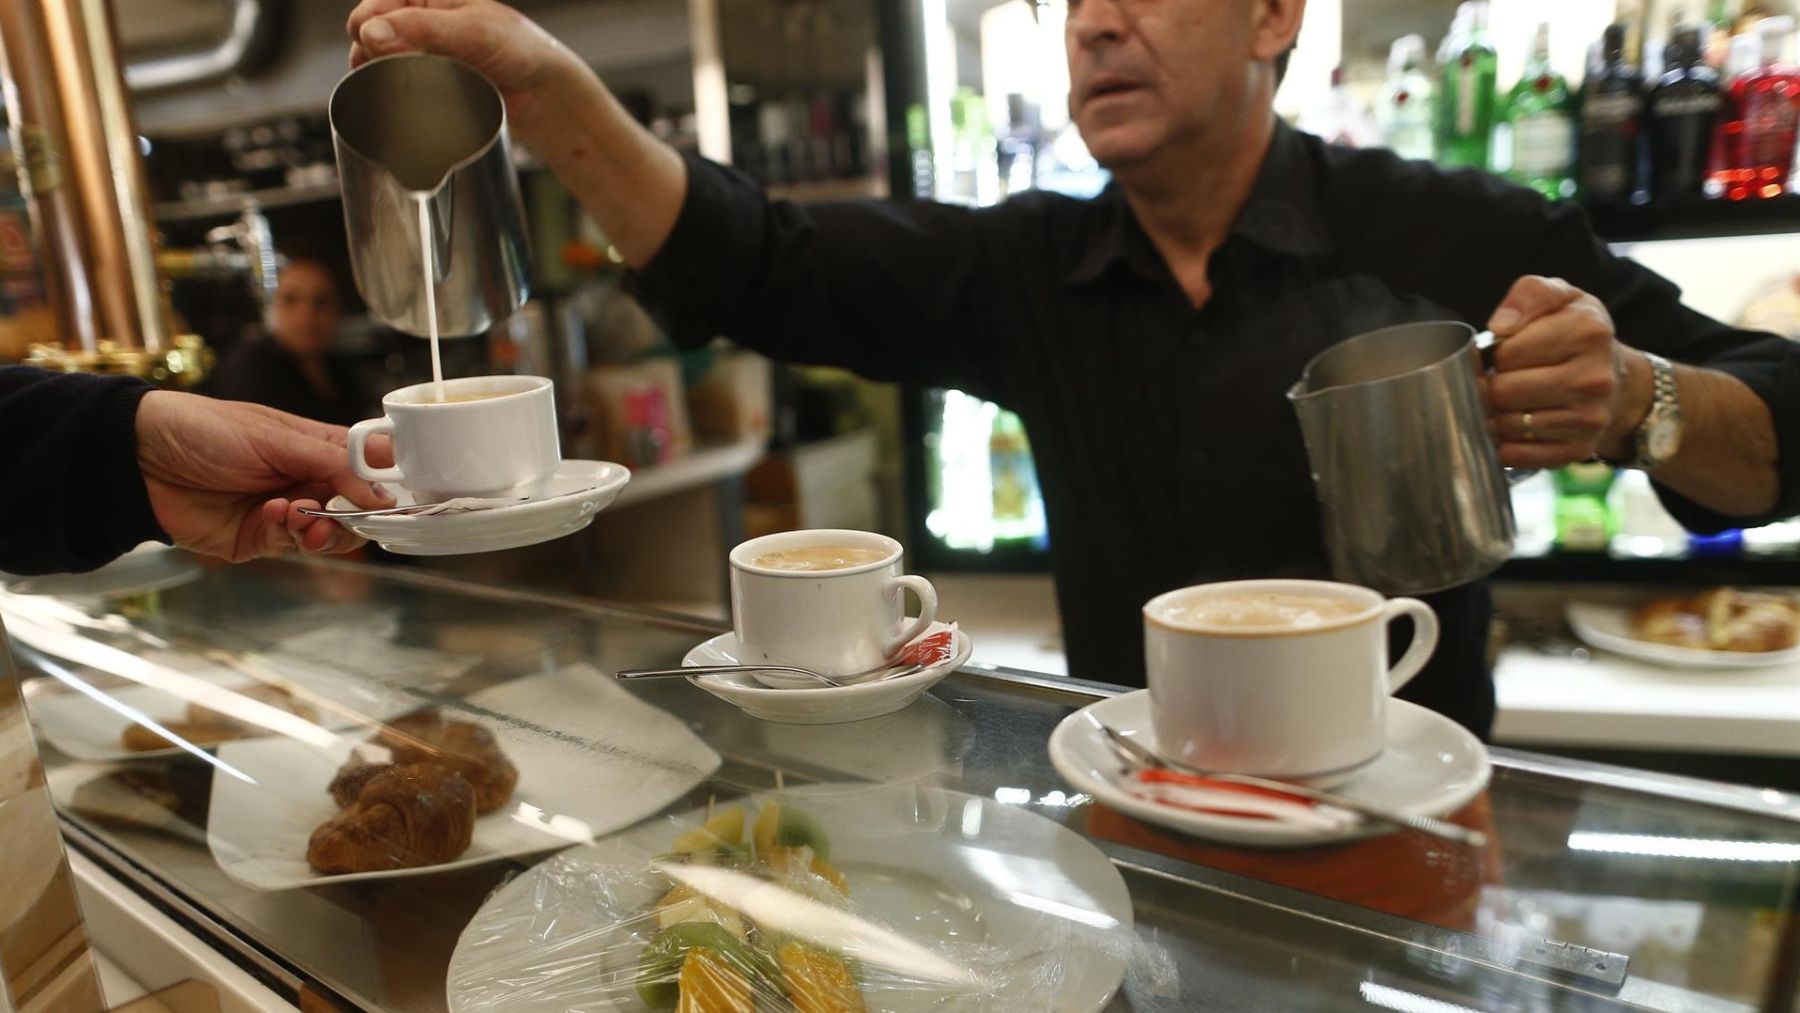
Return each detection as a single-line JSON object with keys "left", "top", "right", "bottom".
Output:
{"left": 1631, "top": 353, "right": 1679, "bottom": 470}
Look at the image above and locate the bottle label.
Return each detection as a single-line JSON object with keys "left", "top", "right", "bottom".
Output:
{"left": 1514, "top": 113, "right": 1574, "bottom": 176}
{"left": 1651, "top": 93, "right": 1720, "bottom": 117}
{"left": 1582, "top": 92, "right": 1641, "bottom": 126}
{"left": 1746, "top": 89, "right": 1800, "bottom": 166}
{"left": 1456, "top": 62, "right": 1477, "bottom": 135}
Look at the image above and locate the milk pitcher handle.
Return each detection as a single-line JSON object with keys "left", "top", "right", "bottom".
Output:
{"left": 1473, "top": 329, "right": 1539, "bottom": 486}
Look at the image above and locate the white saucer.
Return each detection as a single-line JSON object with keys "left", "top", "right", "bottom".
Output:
{"left": 680, "top": 621, "right": 972, "bottom": 724}
{"left": 1049, "top": 690, "right": 1491, "bottom": 848}
{"left": 325, "top": 460, "right": 629, "bottom": 556}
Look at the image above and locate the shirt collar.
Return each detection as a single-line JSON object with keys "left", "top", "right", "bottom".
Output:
{"left": 1062, "top": 119, "right": 1332, "bottom": 287}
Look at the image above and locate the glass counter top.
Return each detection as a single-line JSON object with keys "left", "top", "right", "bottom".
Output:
{"left": 2, "top": 553, "right": 1796, "bottom": 1012}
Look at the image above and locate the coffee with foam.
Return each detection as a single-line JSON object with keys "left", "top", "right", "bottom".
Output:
{"left": 1156, "top": 592, "right": 1364, "bottom": 631}
{"left": 750, "top": 545, "right": 889, "bottom": 572}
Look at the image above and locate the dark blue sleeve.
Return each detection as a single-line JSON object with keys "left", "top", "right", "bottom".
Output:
{"left": 0, "top": 367, "right": 169, "bottom": 575}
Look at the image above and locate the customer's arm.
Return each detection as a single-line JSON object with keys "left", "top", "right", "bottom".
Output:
{"left": 0, "top": 367, "right": 388, "bottom": 575}
{"left": 0, "top": 368, "right": 167, "bottom": 574}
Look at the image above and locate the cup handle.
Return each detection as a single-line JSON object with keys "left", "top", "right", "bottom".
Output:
{"left": 347, "top": 418, "right": 405, "bottom": 484}
{"left": 1381, "top": 597, "right": 1439, "bottom": 694}
{"left": 884, "top": 574, "right": 939, "bottom": 657}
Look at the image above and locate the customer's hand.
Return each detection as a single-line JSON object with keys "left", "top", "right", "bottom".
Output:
{"left": 346, "top": 0, "right": 592, "bottom": 154}
{"left": 136, "top": 392, "right": 393, "bottom": 562}
{"left": 1485, "top": 275, "right": 1650, "bottom": 469}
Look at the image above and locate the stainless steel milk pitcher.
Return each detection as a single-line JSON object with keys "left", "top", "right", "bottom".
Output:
{"left": 330, "top": 53, "right": 530, "bottom": 337}
{"left": 1288, "top": 321, "right": 1518, "bottom": 595}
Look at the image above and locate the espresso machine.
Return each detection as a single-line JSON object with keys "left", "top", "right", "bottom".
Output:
{"left": 0, "top": 0, "right": 276, "bottom": 384}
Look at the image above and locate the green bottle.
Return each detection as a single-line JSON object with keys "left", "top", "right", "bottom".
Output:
{"left": 1436, "top": 0, "right": 1498, "bottom": 168}
{"left": 1494, "top": 23, "right": 1576, "bottom": 199}
{"left": 1554, "top": 462, "right": 1618, "bottom": 552}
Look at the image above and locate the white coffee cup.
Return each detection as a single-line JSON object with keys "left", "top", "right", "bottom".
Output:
{"left": 1142, "top": 579, "right": 1439, "bottom": 781}
{"left": 729, "top": 529, "right": 938, "bottom": 676}
{"left": 348, "top": 375, "right": 560, "bottom": 501}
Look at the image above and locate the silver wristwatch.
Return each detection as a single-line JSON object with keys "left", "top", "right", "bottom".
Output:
{"left": 1627, "top": 353, "right": 1683, "bottom": 471}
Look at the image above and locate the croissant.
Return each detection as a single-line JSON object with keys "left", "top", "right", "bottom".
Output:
{"left": 120, "top": 720, "right": 241, "bottom": 752}
{"left": 328, "top": 760, "right": 392, "bottom": 808}
{"left": 372, "top": 711, "right": 518, "bottom": 813}
{"left": 185, "top": 683, "right": 318, "bottom": 729}
{"left": 306, "top": 763, "right": 476, "bottom": 874}
{"left": 1636, "top": 589, "right": 1800, "bottom": 653}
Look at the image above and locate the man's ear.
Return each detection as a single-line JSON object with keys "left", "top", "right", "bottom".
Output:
{"left": 1249, "top": 0, "right": 1306, "bottom": 63}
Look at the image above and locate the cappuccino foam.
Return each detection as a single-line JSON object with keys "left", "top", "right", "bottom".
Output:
{"left": 1159, "top": 592, "right": 1364, "bottom": 631}
{"left": 751, "top": 545, "right": 888, "bottom": 572}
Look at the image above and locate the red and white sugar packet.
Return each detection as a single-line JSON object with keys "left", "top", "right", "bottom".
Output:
{"left": 893, "top": 623, "right": 957, "bottom": 669}
{"left": 1126, "top": 768, "right": 1358, "bottom": 833}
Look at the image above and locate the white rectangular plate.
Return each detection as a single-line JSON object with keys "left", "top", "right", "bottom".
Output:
{"left": 206, "top": 666, "right": 723, "bottom": 891}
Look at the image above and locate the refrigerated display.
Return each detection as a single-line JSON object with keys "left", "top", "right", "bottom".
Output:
{"left": 889, "top": 0, "right": 1105, "bottom": 568}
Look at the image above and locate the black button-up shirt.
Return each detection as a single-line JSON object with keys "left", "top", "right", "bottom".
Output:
{"left": 632, "top": 120, "right": 1800, "bottom": 737}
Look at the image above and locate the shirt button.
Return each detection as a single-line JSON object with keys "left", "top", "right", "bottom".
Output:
{"left": 1186, "top": 323, "right": 1206, "bottom": 346}
{"left": 1189, "top": 449, "right": 1209, "bottom": 467}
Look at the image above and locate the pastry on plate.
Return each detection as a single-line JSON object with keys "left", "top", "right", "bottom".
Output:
{"left": 306, "top": 762, "right": 476, "bottom": 874}
{"left": 1630, "top": 588, "right": 1800, "bottom": 653}
{"left": 120, "top": 720, "right": 243, "bottom": 752}
{"left": 370, "top": 710, "right": 519, "bottom": 813}
{"left": 185, "top": 683, "right": 318, "bottom": 729}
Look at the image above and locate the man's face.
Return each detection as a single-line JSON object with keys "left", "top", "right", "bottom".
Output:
{"left": 1064, "top": 0, "right": 1258, "bottom": 169}
{"left": 271, "top": 261, "right": 340, "bottom": 357}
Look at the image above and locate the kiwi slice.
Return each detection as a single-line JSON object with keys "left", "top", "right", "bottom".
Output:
{"left": 774, "top": 808, "right": 831, "bottom": 862}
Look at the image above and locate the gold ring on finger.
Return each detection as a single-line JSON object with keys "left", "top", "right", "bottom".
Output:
{"left": 1522, "top": 411, "right": 1536, "bottom": 442}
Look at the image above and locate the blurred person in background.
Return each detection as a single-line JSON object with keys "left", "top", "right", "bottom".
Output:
{"left": 206, "top": 254, "right": 371, "bottom": 427}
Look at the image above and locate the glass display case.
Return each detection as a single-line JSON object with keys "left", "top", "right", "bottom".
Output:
{"left": 3, "top": 554, "right": 1799, "bottom": 1011}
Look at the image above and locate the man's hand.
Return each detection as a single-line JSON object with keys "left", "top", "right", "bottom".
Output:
{"left": 343, "top": 0, "right": 687, "bottom": 269}
{"left": 135, "top": 392, "right": 393, "bottom": 562}
{"left": 1486, "top": 275, "right": 1652, "bottom": 469}
{"left": 346, "top": 0, "right": 590, "bottom": 154}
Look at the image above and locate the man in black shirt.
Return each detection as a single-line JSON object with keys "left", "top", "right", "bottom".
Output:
{"left": 349, "top": 0, "right": 1799, "bottom": 736}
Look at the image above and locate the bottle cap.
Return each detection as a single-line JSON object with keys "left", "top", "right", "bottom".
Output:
{"left": 1603, "top": 22, "right": 1628, "bottom": 62}
{"left": 1388, "top": 34, "right": 1426, "bottom": 76}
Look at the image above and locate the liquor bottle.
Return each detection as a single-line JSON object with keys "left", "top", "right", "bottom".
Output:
{"left": 1578, "top": 23, "right": 1647, "bottom": 203}
{"left": 1707, "top": 31, "right": 1763, "bottom": 199}
{"left": 1494, "top": 23, "right": 1576, "bottom": 199}
{"left": 1376, "top": 35, "right": 1435, "bottom": 160}
{"left": 1299, "top": 67, "right": 1377, "bottom": 147}
{"left": 1649, "top": 26, "right": 1724, "bottom": 198}
{"left": 1436, "top": 0, "right": 1498, "bottom": 169}
{"left": 1711, "top": 16, "right": 1800, "bottom": 200}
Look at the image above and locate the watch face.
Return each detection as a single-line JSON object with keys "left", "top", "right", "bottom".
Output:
{"left": 1646, "top": 409, "right": 1683, "bottom": 462}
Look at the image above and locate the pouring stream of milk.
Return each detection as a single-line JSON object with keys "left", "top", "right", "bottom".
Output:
{"left": 416, "top": 195, "right": 445, "bottom": 401}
